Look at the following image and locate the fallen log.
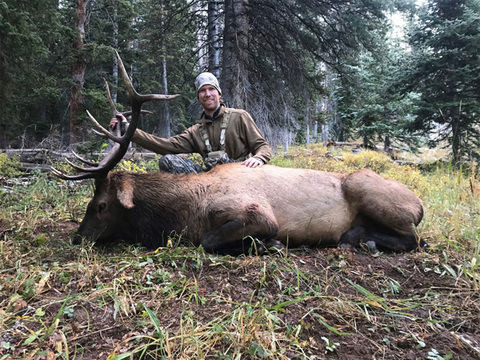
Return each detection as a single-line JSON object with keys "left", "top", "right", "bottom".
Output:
{"left": 2, "top": 148, "right": 158, "bottom": 173}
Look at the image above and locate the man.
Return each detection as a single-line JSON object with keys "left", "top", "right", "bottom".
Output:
{"left": 110, "top": 72, "right": 271, "bottom": 173}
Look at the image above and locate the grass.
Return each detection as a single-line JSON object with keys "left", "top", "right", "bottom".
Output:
{"left": 0, "top": 144, "right": 479, "bottom": 359}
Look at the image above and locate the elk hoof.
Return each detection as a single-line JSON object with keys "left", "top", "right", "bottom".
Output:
{"left": 338, "top": 243, "right": 357, "bottom": 252}
{"left": 255, "top": 239, "right": 286, "bottom": 256}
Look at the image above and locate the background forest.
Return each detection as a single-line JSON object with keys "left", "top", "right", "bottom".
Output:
{"left": 2, "top": 1, "right": 480, "bottom": 359}
{"left": 1, "top": 0, "right": 480, "bottom": 163}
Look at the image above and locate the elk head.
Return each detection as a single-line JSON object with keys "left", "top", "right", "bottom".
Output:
{"left": 52, "top": 51, "right": 179, "bottom": 244}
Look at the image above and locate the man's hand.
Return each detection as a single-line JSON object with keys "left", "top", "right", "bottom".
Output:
{"left": 109, "top": 114, "right": 128, "bottom": 134}
{"left": 242, "top": 157, "right": 264, "bottom": 168}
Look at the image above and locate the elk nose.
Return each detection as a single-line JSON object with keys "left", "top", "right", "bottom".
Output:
{"left": 72, "top": 233, "right": 84, "bottom": 245}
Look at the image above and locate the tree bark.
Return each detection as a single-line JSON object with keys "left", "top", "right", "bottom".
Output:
{"left": 208, "top": 0, "right": 221, "bottom": 77}
{"left": 451, "top": 103, "right": 461, "bottom": 164}
{"left": 112, "top": 3, "right": 119, "bottom": 104}
{"left": 159, "top": 0, "right": 171, "bottom": 137}
{"left": 69, "top": 0, "right": 90, "bottom": 144}
{"left": 221, "top": 0, "right": 250, "bottom": 108}
{"left": 194, "top": 1, "right": 206, "bottom": 71}
{"left": 152, "top": 0, "right": 171, "bottom": 138}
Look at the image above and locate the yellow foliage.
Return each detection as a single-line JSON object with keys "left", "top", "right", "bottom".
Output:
{"left": 0, "top": 153, "right": 22, "bottom": 177}
{"left": 273, "top": 146, "right": 393, "bottom": 174}
{"left": 342, "top": 150, "right": 392, "bottom": 174}
{"left": 118, "top": 159, "right": 147, "bottom": 173}
{"left": 385, "top": 165, "right": 430, "bottom": 197}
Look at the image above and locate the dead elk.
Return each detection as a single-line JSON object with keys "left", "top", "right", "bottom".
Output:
{"left": 52, "top": 53, "right": 425, "bottom": 256}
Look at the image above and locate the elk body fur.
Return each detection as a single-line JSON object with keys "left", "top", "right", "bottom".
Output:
{"left": 76, "top": 162, "right": 424, "bottom": 254}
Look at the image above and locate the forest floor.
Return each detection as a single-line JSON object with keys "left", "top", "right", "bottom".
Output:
{"left": 1, "top": 217, "right": 479, "bottom": 359}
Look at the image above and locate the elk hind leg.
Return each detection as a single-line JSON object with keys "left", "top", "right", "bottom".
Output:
{"left": 342, "top": 170, "right": 425, "bottom": 250}
{"left": 339, "top": 225, "right": 426, "bottom": 252}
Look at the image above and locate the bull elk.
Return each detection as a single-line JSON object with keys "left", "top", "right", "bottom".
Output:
{"left": 53, "top": 52, "right": 426, "bottom": 256}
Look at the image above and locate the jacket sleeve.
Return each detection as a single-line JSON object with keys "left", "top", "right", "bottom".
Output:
{"left": 131, "top": 127, "right": 199, "bottom": 155}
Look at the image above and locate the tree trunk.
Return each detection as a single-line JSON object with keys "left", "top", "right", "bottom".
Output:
{"left": 69, "top": 0, "right": 90, "bottom": 145}
{"left": 384, "top": 135, "right": 391, "bottom": 157}
{"left": 208, "top": 0, "right": 221, "bottom": 77}
{"left": 221, "top": 0, "right": 250, "bottom": 108}
{"left": 105, "top": 3, "right": 119, "bottom": 151}
{"left": 321, "top": 123, "right": 329, "bottom": 146}
{"left": 112, "top": 4, "right": 119, "bottom": 103}
{"left": 317, "top": 63, "right": 336, "bottom": 145}
{"left": 154, "top": 0, "right": 171, "bottom": 138}
{"left": 451, "top": 103, "right": 461, "bottom": 164}
{"left": 160, "top": 53, "right": 171, "bottom": 137}
{"left": 194, "top": 1, "right": 206, "bottom": 71}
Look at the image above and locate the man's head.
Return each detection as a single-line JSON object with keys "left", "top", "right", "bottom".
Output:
{"left": 195, "top": 72, "right": 222, "bottom": 116}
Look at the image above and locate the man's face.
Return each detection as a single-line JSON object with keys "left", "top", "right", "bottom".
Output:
{"left": 198, "top": 85, "right": 221, "bottom": 115}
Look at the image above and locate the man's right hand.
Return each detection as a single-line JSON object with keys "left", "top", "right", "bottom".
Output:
{"left": 109, "top": 114, "right": 128, "bottom": 134}
{"left": 243, "top": 157, "right": 265, "bottom": 168}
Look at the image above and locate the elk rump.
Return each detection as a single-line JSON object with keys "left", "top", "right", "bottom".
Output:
{"left": 73, "top": 162, "right": 425, "bottom": 255}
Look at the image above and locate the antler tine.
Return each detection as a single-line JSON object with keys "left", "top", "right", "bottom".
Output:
{"left": 51, "top": 166, "right": 103, "bottom": 181}
{"left": 49, "top": 153, "right": 99, "bottom": 180}
{"left": 117, "top": 54, "right": 180, "bottom": 105}
{"left": 92, "top": 129, "right": 107, "bottom": 138}
{"left": 116, "top": 50, "right": 180, "bottom": 145}
{"left": 64, "top": 157, "right": 98, "bottom": 172}
{"left": 104, "top": 78, "right": 118, "bottom": 115}
{"left": 72, "top": 151, "right": 99, "bottom": 167}
{"left": 90, "top": 110, "right": 154, "bottom": 139}
{"left": 86, "top": 110, "right": 122, "bottom": 143}
{"left": 89, "top": 79, "right": 151, "bottom": 142}
{"left": 123, "top": 109, "right": 154, "bottom": 117}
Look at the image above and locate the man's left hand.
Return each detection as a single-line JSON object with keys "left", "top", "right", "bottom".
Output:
{"left": 242, "top": 157, "right": 264, "bottom": 168}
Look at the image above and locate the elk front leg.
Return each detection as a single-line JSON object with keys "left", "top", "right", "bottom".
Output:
{"left": 200, "top": 219, "right": 281, "bottom": 256}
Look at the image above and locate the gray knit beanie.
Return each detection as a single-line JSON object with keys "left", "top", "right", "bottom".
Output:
{"left": 195, "top": 72, "right": 222, "bottom": 95}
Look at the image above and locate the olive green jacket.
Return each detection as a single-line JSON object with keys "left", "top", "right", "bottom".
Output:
{"left": 132, "top": 106, "right": 272, "bottom": 164}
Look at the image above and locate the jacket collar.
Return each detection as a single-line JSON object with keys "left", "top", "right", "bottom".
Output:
{"left": 197, "top": 105, "right": 225, "bottom": 124}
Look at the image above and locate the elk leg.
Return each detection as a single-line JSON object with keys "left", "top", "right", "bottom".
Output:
{"left": 200, "top": 219, "right": 280, "bottom": 256}
{"left": 339, "top": 226, "right": 427, "bottom": 252}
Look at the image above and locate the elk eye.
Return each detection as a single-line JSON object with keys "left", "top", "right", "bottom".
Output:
{"left": 98, "top": 202, "right": 107, "bottom": 213}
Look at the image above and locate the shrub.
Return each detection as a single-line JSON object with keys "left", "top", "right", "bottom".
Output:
{"left": 0, "top": 153, "right": 22, "bottom": 177}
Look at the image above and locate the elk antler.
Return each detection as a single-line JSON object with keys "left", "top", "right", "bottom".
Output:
{"left": 52, "top": 51, "right": 180, "bottom": 180}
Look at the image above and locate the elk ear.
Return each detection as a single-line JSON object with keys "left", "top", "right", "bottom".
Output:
{"left": 116, "top": 179, "right": 135, "bottom": 209}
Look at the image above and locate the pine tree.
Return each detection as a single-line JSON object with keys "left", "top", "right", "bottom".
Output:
{"left": 218, "top": 0, "right": 397, "bottom": 147}
{"left": 136, "top": 0, "right": 197, "bottom": 137}
{"left": 404, "top": 0, "right": 480, "bottom": 163}
{"left": 335, "top": 36, "right": 420, "bottom": 152}
{"left": 0, "top": 0, "right": 70, "bottom": 147}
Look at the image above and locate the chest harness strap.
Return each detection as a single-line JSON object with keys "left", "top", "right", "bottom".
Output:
{"left": 199, "top": 109, "right": 231, "bottom": 153}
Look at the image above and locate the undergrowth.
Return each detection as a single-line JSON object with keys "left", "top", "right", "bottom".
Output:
{"left": 0, "top": 145, "right": 479, "bottom": 360}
